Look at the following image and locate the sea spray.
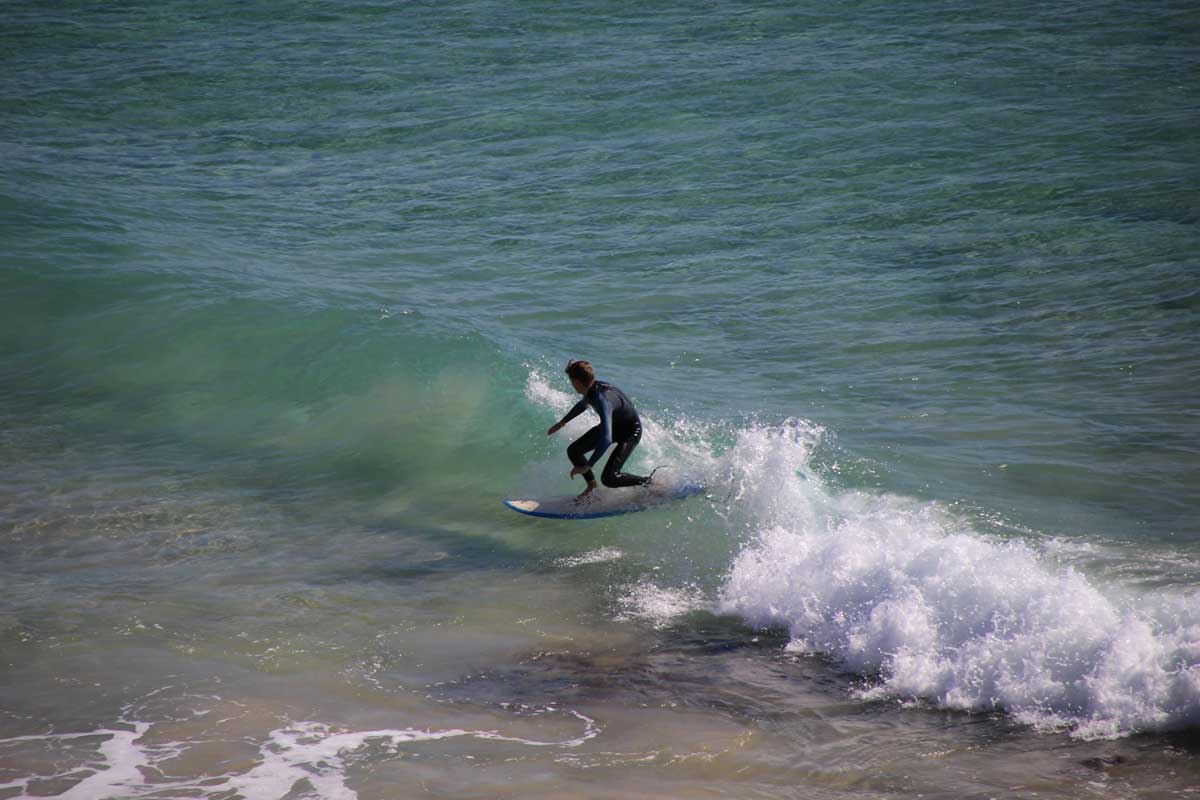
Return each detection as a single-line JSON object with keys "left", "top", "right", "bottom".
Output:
{"left": 714, "top": 424, "right": 1200, "bottom": 739}
{"left": 525, "top": 369, "right": 1200, "bottom": 738}
{"left": 524, "top": 368, "right": 714, "bottom": 489}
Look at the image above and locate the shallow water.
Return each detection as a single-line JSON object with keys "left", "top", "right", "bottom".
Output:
{"left": 2, "top": 0, "right": 1199, "bottom": 797}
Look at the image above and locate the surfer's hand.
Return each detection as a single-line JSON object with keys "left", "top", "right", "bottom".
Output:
{"left": 547, "top": 422, "right": 562, "bottom": 436}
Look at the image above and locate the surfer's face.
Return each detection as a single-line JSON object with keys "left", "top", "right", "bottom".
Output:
{"left": 570, "top": 377, "right": 590, "bottom": 395}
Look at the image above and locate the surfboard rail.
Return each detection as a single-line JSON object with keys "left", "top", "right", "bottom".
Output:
{"left": 504, "top": 482, "right": 704, "bottom": 520}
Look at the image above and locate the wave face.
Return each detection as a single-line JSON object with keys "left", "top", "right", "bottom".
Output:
{"left": 3, "top": 261, "right": 1197, "bottom": 745}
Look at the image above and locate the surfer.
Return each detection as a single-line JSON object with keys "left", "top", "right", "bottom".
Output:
{"left": 547, "top": 360, "right": 652, "bottom": 501}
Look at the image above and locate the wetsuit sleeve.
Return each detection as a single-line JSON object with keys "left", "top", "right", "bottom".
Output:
{"left": 585, "top": 392, "right": 613, "bottom": 467}
{"left": 557, "top": 398, "right": 589, "bottom": 427}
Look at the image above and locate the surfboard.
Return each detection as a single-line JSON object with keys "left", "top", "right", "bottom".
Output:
{"left": 504, "top": 481, "right": 705, "bottom": 520}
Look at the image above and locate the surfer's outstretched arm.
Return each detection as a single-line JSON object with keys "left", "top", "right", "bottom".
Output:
{"left": 547, "top": 398, "right": 589, "bottom": 436}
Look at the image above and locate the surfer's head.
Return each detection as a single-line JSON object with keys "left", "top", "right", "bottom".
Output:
{"left": 565, "top": 359, "right": 595, "bottom": 394}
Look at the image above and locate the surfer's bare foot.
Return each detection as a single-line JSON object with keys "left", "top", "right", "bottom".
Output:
{"left": 575, "top": 485, "right": 597, "bottom": 503}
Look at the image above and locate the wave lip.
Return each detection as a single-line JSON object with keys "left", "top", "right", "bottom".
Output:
{"left": 715, "top": 430, "right": 1200, "bottom": 739}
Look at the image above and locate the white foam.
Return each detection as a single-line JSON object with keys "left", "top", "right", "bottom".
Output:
{"left": 556, "top": 547, "right": 624, "bottom": 567}
{"left": 2, "top": 711, "right": 599, "bottom": 799}
{"left": 713, "top": 424, "right": 1200, "bottom": 739}
{"left": 228, "top": 717, "right": 597, "bottom": 799}
{"left": 0, "top": 723, "right": 153, "bottom": 800}
{"left": 618, "top": 580, "right": 707, "bottom": 627}
{"left": 523, "top": 370, "right": 1200, "bottom": 738}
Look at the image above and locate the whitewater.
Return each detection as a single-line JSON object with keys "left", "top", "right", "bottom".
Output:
{"left": 526, "top": 372, "right": 1200, "bottom": 741}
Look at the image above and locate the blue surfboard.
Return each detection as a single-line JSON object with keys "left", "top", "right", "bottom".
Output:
{"left": 504, "top": 481, "right": 704, "bottom": 520}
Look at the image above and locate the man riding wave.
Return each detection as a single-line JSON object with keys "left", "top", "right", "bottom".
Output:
{"left": 546, "top": 360, "right": 652, "bottom": 501}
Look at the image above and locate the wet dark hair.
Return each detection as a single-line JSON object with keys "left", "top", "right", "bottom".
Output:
{"left": 565, "top": 360, "right": 594, "bottom": 384}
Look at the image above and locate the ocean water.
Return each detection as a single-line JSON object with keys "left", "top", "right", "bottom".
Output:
{"left": 2, "top": 0, "right": 1198, "bottom": 797}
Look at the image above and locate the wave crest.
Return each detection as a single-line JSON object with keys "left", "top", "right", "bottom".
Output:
{"left": 715, "top": 425, "right": 1200, "bottom": 739}
{"left": 522, "top": 367, "right": 1200, "bottom": 738}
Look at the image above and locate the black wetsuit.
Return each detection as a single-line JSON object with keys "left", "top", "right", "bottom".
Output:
{"left": 560, "top": 381, "right": 650, "bottom": 488}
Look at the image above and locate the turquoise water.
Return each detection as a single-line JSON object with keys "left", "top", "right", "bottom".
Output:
{"left": 2, "top": 1, "right": 1198, "bottom": 797}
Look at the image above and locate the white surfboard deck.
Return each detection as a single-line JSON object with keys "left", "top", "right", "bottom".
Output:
{"left": 504, "top": 481, "right": 704, "bottom": 520}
